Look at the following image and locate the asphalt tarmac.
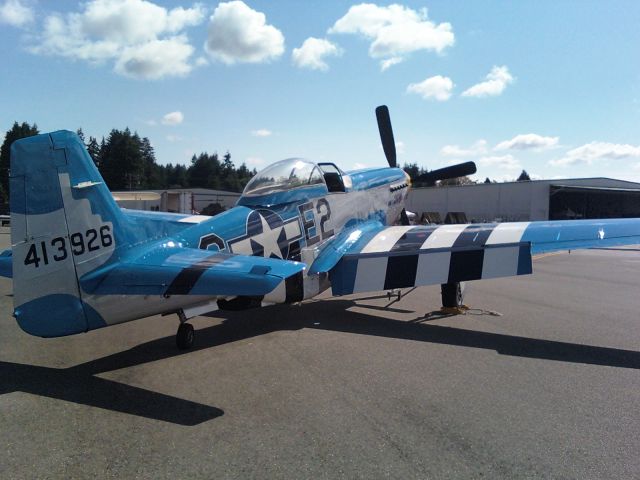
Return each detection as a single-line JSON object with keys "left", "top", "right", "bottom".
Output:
{"left": 1, "top": 247, "right": 639, "bottom": 479}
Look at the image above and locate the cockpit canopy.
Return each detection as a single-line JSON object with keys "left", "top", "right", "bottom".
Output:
{"left": 242, "top": 158, "right": 325, "bottom": 196}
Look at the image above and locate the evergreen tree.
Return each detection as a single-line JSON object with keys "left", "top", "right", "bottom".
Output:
{"left": 166, "top": 164, "right": 188, "bottom": 188}
{"left": 0, "top": 122, "right": 39, "bottom": 201}
{"left": 219, "top": 152, "right": 239, "bottom": 191}
{"left": 0, "top": 122, "right": 252, "bottom": 195}
{"left": 139, "top": 136, "right": 162, "bottom": 189}
{"left": 438, "top": 176, "right": 476, "bottom": 186}
{"left": 236, "top": 163, "right": 256, "bottom": 190}
{"left": 517, "top": 169, "right": 531, "bottom": 181}
{"left": 100, "top": 128, "right": 146, "bottom": 190}
{"left": 189, "top": 152, "right": 221, "bottom": 188}
{"left": 86, "top": 136, "right": 101, "bottom": 167}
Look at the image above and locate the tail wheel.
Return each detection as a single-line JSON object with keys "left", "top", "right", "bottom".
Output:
{"left": 441, "top": 282, "right": 464, "bottom": 308}
{"left": 176, "top": 322, "right": 195, "bottom": 349}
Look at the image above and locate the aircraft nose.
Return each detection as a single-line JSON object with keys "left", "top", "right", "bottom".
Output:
{"left": 403, "top": 169, "right": 412, "bottom": 188}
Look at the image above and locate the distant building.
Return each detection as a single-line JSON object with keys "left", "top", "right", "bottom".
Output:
{"left": 0, "top": 214, "right": 10, "bottom": 249}
{"left": 406, "top": 177, "right": 640, "bottom": 223}
{"left": 114, "top": 188, "right": 241, "bottom": 214}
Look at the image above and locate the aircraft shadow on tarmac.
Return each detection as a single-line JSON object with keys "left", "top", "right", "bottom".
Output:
{"left": 2, "top": 297, "right": 639, "bottom": 426}
{"left": 0, "top": 359, "right": 225, "bottom": 426}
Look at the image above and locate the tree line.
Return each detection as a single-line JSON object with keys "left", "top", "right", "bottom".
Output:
{"left": 0, "top": 122, "right": 257, "bottom": 202}
{"left": 0, "top": 122, "right": 534, "bottom": 203}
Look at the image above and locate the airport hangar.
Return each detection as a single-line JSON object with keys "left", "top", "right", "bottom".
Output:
{"left": 405, "top": 177, "right": 640, "bottom": 223}
{"left": 114, "top": 187, "right": 241, "bottom": 214}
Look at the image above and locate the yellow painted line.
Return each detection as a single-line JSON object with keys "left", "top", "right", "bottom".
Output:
{"left": 533, "top": 251, "right": 566, "bottom": 261}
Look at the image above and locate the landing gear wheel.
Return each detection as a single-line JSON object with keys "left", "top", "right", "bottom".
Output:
{"left": 441, "top": 282, "right": 464, "bottom": 308}
{"left": 176, "top": 322, "right": 195, "bottom": 349}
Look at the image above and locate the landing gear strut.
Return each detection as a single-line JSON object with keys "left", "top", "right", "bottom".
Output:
{"left": 441, "top": 282, "right": 464, "bottom": 308}
{"left": 176, "top": 310, "right": 194, "bottom": 349}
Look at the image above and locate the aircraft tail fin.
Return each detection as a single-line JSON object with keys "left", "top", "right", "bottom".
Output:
{"left": 10, "top": 131, "right": 124, "bottom": 337}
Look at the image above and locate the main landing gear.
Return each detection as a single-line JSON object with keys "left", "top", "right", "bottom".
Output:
{"left": 176, "top": 310, "right": 194, "bottom": 349}
{"left": 441, "top": 281, "right": 465, "bottom": 309}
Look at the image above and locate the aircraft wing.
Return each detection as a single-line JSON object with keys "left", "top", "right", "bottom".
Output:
{"left": 80, "top": 246, "right": 305, "bottom": 298}
{"left": 310, "top": 219, "right": 640, "bottom": 295}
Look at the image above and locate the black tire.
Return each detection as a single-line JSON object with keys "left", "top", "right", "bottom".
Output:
{"left": 441, "top": 282, "right": 464, "bottom": 308}
{"left": 176, "top": 323, "right": 195, "bottom": 349}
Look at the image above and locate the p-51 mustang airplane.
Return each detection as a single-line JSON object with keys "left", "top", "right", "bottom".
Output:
{"left": 1, "top": 106, "right": 640, "bottom": 349}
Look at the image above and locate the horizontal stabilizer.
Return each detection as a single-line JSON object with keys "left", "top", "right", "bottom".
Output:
{"left": 81, "top": 245, "right": 305, "bottom": 297}
{"left": 0, "top": 249, "right": 12, "bottom": 278}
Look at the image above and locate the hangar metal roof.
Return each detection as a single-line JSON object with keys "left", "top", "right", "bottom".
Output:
{"left": 550, "top": 184, "right": 640, "bottom": 193}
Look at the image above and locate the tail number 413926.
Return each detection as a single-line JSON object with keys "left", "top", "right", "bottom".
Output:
{"left": 24, "top": 225, "right": 113, "bottom": 268}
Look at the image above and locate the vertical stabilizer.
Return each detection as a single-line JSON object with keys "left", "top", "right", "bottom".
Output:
{"left": 10, "top": 131, "right": 121, "bottom": 336}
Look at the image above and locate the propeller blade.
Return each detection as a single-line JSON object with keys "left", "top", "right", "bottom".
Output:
{"left": 420, "top": 161, "right": 477, "bottom": 184}
{"left": 375, "top": 105, "right": 397, "bottom": 168}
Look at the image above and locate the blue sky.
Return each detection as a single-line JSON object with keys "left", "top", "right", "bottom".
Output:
{"left": 1, "top": 0, "right": 640, "bottom": 182}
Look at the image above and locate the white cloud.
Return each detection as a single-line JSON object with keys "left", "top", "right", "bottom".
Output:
{"left": 36, "top": 14, "right": 120, "bottom": 62}
{"left": 31, "top": 0, "right": 206, "bottom": 79}
{"left": 0, "top": 0, "right": 33, "bottom": 27}
{"left": 165, "top": 5, "right": 207, "bottom": 32}
{"left": 380, "top": 57, "right": 403, "bottom": 71}
{"left": 462, "top": 65, "right": 514, "bottom": 98}
{"left": 205, "top": 1, "right": 284, "bottom": 64}
{"left": 292, "top": 37, "right": 342, "bottom": 71}
{"left": 115, "top": 36, "right": 194, "bottom": 79}
{"left": 329, "top": 3, "right": 454, "bottom": 69}
{"left": 406, "top": 75, "right": 453, "bottom": 101}
{"left": 550, "top": 142, "right": 640, "bottom": 167}
{"left": 479, "top": 154, "right": 521, "bottom": 171}
{"left": 440, "top": 140, "right": 487, "bottom": 157}
{"left": 495, "top": 133, "right": 559, "bottom": 151}
{"left": 251, "top": 129, "right": 272, "bottom": 137}
{"left": 80, "top": 0, "right": 204, "bottom": 44}
{"left": 162, "top": 111, "right": 184, "bottom": 125}
{"left": 353, "top": 162, "right": 367, "bottom": 170}
{"left": 166, "top": 134, "right": 182, "bottom": 142}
